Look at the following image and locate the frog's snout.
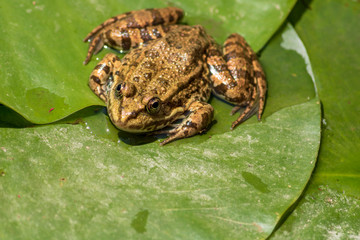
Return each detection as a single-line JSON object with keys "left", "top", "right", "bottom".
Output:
{"left": 121, "top": 82, "right": 136, "bottom": 98}
{"left": 109, "top": 109, "right": 142, "bottom": 133}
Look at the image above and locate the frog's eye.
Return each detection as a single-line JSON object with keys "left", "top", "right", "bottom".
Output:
{"left": 146, "top": 97, "right": 161, "bottom": 114}
{"left": 115, "top": 83, "right": 123, "bottom": 98}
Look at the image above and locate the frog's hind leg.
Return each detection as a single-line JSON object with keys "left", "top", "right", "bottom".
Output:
{"left": 207, "top": 33, "right": 266, "bottom": 129}
{"left": 157, "top": 101, "right": 214, "bottom": 146}
{"left": 88, "top": 53, "right": 121, "bottom": 102}
{"left": 83, "top": 25, "right": 174, "bottom": 65}
{"left": 83, "top": 13, "right": 131, "bottom": 43}
{"left": 83, "top": 33, "right": 105, "bottom": 65}
{"left": 83, "top": 7, "right": 184, "bottom": 64}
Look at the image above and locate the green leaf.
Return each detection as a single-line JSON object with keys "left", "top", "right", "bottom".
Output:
{"left": 0, "top": 0, "right": 296, "bottom": 124}
{"left": 0, "top": 101, "right": 320, "bottom": 239}
{"left": 272, "top": 0, "right": 360, "bottom": 238}
{"left": 272, "top": 184, "right": 360, "bottom": 239}
{"left": 0, "top": 24, "right": 320, "bottom": 239}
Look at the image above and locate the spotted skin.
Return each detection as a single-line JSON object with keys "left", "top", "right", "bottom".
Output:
{"left": 84, "top": 7, "right": 266, "bottom": 145}
{"left": 207, "top": 33, "right": 266, "bottom": 128}
{"left": 88, "top": 53, "right": 122, "bottom": 102}
{"left": 83, "top": 7, "right": 184, "bottom": 65}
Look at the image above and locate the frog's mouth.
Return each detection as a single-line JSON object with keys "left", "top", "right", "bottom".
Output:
{"left": 108, "top": 108, "right": 147, "bottom": 133}
{"left": 107, "top": 106, "right": 164, "bottom": 133}
{"left": 108, "top": 105, "right": 187, "bottom": 133}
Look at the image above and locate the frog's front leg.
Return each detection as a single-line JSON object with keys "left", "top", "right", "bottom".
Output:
{"left": 207, "top": 33, "right": 266, "bottom": 129}
{"left": 88, "top": 53, "right": 121, "bottom": 102}
{"left": 158, "top": 101, "right": 214, "bottom": 146}
{"left": 83, "top": 7, "right": 184, "bottom": 64}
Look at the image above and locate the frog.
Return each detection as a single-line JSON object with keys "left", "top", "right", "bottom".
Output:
{"left": 83, "top": 7, "right": 266, "bottom": 145}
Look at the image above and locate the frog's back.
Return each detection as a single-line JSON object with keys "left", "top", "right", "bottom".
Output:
{"left": 120, "top": 25, "right": 212, "bottom": 107}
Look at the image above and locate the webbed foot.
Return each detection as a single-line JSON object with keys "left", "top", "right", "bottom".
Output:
{"left": 157, "top": 101, "right": 214, "bottom": 145}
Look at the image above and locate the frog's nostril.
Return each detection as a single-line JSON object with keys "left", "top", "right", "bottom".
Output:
{"left": 122, "top": 82, "right": 136, "bottom": 97}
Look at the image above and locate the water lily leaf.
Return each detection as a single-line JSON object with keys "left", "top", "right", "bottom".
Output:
{"left": 0, "top": 24, "right": 321, "bottom": 239}
{"left": 0, "top": 100, "right": 320, "bottom": 239}
{"left": 272, "top": 0, "right": 360, "bottom": 238}
{"left": 0, "top": 0, "right": 296, "bottom": 124}
{"left": 272, "top": 184, "right": 360, "bottom": 239}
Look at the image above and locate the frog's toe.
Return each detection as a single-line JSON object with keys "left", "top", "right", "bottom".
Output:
{"left": 84, "top": 34, "right": 104, "bottom": 65}
{"left": 160, "top": 101, "right": 214, "bottom": 145}
{"left": 230, "top": 105, "right": 243, "bottom": 115}
{"left": 160, "top": 130, "right": 188, "bottom": 146}
{"left": 231, "top": 100, "right": 259, "bottom": 130}
{"left": 160, "top": 122, "right": 207, "bottom": 146}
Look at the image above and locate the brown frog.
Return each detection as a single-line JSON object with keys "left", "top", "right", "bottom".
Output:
{"left": 83, "top": 7, "right": 266, "bottom": 145}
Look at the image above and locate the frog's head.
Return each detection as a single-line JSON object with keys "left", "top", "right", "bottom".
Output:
{"left": 107, "top": 81, "right": 182, "bottom": 133}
